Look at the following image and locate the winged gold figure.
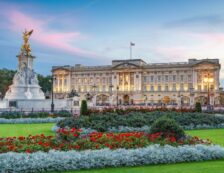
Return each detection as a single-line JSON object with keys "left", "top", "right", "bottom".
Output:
{"left": 21, "top": 29, "right": 33, "bottom": 55}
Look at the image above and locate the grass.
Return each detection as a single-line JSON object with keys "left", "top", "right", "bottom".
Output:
{"left": 0, "top": 123, "right": 54, "bottom": 137}
{"left": 0, "top": 123, "right": 224, "bottom": 173}
{"left": 187, "top": 128, "right": 224, "bottom": 146}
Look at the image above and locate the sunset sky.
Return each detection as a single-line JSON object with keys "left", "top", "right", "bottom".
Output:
{"left": 0, "top": 0, "right": 224, "bottom": 86}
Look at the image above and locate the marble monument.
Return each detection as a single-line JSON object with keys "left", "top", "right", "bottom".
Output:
{"left": 4, "top": 30, "right": 45, "bottom": 100}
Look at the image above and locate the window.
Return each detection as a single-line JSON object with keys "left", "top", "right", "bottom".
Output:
{"left": 180, "top": 75, "right": 184, "bottom": 81}
{"left": 165, "top": 75, "right": 168, "bottom": 82}
{"left": 173, "top": 84, "right": 176, "bottom": 91}
{"left": 150, "top": 85, "right": 154, "bottom": 91}
{"left": 143, "top": 76, "right": 147, "bottom": 83}
{"left": 173, "top": 75, "right": 176, "bottom": 81}
{"left": 158, "top": 85, "right": 161, "bottom": 91}
{"left": 188, "top": 75, "right": 192, "bottom": 81}
{"left": 180, "top": 83, "right": 184, "bottom": 91}
{"left": 158, "top": 76, "right": 161, "bottom": 82}
{"left": 144, "top": 85, "right": 147, "bottom": 91}
{"left": 165, "top": 85, "right": 169, "bottom": 91}
{"left": 151, "top": 76, "right": 154, "bottom": 82}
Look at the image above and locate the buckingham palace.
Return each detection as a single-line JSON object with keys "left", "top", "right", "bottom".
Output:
{"left": 52, "top": 58, "right": 224, "bottom": 107}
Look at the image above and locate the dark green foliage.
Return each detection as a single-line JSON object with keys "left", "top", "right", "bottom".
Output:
{"left": 80, "top": 100, "right": 88, "bottom": 115}
{"left": 57, "top": 111, "right": 224, "bottom": 132}
{"left": 0, "top": 110, "right": 71, "bottom": 119}
{"left": 195, "top": 102, "right": 202, "bottom": 112}
{"left": 0, "top": 68, "right": 16, "bottom": 97}
{"left": 37, "top": 74, "right": 51, "bottom": 93}
{"left": 150, "top": 116, "right": 185, "bottom": 139}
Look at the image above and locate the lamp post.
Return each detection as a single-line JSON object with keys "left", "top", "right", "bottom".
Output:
{"left": 203, "top": 74, "right": 214, "bottom": 111}
{"left": 109, "top": 84, "right": 114, "bottom": 106}
{"left": 92, "top": 84, "right": 97, "bottom": 106}
{"left": 144, "top": 94, "right": 147, "bottom": 106}
{"left": 50, "top": 76, "right": 56, "bottom": 113}
{"left": 116, "top": 86, "right": 119, "bottom": 106}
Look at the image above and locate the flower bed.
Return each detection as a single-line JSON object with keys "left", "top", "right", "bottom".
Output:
{"left": 0, "top": 128, "right": 211, "bottom": 153}
{"left": 0, "top": 117, "right": 64, "bottom": 124}
{"left": 0, "top": 144, "right": 223, "bottom": 173}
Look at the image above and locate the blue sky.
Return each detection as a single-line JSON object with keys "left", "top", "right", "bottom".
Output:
{"left": 0, "top": 0, "right": 224, "bottom": 86}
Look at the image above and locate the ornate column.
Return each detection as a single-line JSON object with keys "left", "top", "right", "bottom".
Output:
{"left": 214, "top": 69, "right": 219, "bottom": 91}
{"left": 192, "top": 70, "right": 197, "bottom": 90}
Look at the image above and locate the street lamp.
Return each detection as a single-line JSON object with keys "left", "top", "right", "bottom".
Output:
{"left": 109, "top": 84, "right": 114, "bottom": 106}
{"left": 50, "top": 75, "right": 56, "bottom": 113}
{"left": 144, "top": 94, "right": 147, "bottom": 106}
{"left": 203, "top": 74, "right": 214, "bottom": 110}
{"left": 116, "top": 86, "right": 119, "bottom": 106}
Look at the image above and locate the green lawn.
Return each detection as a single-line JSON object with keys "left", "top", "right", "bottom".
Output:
{"left": 0, "top": 123, "right": 224, "bottom": 173}
{"left": 0, "top": 123, "right": 54, "bottom": 137}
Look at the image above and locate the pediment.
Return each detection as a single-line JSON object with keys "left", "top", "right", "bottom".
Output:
{"left": 112, "top": 62, "right": 140, "bottom": 69}
{"left": 193, "top": 61, "right": 219, "bottom": 70}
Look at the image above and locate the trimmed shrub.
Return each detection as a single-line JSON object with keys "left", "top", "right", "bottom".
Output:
{"left": 195, "top": 102, "right": 202, "bottom": 112}
{"left": 150, "top": 116, "right": 185, "bottom": 140}
{"left": 80, "top": 100, "right": 88, "bottom": 115}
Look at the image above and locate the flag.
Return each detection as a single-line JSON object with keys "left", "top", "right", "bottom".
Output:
{"left": 130, "top": 42, "right": 135, "bottom": 46}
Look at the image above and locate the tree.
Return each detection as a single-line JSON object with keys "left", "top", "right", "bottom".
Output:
{"left": 0, "top": 68, "right": 16, "bottom": 97}
{"left": 195, "top": 102, "right": 202, "bottom": 112}
{"left": 37, "top": 74, "right": 51, "bottom": 93}
{"left": 80, "top": 100, "right": 88, "bottom": 115}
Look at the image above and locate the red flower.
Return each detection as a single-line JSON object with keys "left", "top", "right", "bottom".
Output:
{"left": 75, "top": 145, "right": 80, "bottom": 150}
{"left": 73, "top": 133, "right": 79, "bottom": 137}
{"left": 18, "top": 136, "right": 25, "bottom": 141}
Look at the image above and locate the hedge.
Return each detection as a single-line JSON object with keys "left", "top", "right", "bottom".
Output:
{"left": 0, "top": 144, "right": 223, "bottom": 173}
{"left": 0, "top": 117, "right": 65, "bottom": 124}
{"left": 0, "top": 110, "right": 71, "bottom": 119}
{"left": 57, "top": 112, "right": 224, "bottom": 132}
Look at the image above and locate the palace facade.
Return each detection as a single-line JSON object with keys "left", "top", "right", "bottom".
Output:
{"left": 52, "top": 58, "right": 224, "bottom": 107}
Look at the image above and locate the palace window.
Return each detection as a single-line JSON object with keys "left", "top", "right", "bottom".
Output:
{"left": 165, "top": 85, "right": 169, "bottom": 91}
{"left": 173, "top": 75, "right": 176, "bottom": 81}
{"left": 188, "top": 75, "right": 192, "bottom": 82}
{"left": 180, "top": 83, "right": 184, "bottom": 91}
{"left": 158, "top": 76, "right": 161, "bottom": 82}
{"left": 150, "top": 85, "right": 154, "bottom": 91}
{"left": 143, "top": 76, "right": 147, "bottom": 83}
{"left": 158, "top": 85, "right": 161, "bottom": 91}
{"left": 180, "top": 75, "right": 184, "bottom": 81}
{"left": 151, "top": 76, "right": 154, "bottom": 82}
{"left": 173, "top": 84, "right": 176, "bottom": 91}
{"left": 165, "top": 75, "right": 168, "bottom": 82}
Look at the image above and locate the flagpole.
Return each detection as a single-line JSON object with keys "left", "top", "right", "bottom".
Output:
{"left": 130, "top": 42, "right": 132, "bottom": 60}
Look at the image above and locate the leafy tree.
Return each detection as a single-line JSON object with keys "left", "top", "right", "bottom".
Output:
{"left": 0, "top": 68, "right": 16, "bottom": 98}
{"left": 37, "top": 74, "right": 51, "bottom": 93}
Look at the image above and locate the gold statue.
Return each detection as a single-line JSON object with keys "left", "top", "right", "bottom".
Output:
{"left": 21, "top": 29, "right": 33, "bottom": 55}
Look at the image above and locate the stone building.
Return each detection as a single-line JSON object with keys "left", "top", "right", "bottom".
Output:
{"left": 52, "top": 58, "right": 224, "bottom": 107}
